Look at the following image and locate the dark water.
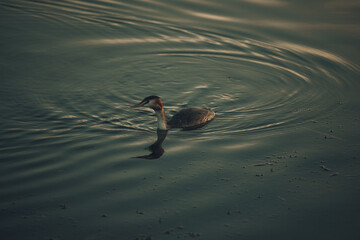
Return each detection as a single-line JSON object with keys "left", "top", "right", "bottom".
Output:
{"left": 1, "top": 1, "right": 360, "bottom": 239}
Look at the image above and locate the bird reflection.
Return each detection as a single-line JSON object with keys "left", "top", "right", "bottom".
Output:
{"left": 135, "top": 129, "right": 168, "bottom": 159}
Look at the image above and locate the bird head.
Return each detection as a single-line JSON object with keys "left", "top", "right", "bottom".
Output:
{"left": 131, "top": 96, "right": 163, "bottom": 111}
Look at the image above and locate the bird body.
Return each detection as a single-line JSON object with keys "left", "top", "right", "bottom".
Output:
{"left": 167, "top": 107, "right": 215, "bottom": 130}
{"left": 132, "top": 96, "right": 215, "bottom": 130}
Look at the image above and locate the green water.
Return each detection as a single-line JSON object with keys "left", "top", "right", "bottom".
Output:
{"left": 1, "top": 0, "right": 359, "bottom": 239}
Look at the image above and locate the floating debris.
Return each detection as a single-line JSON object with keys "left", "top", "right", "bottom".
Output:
{"left": 136, "top": 210, "right": 144, "bottom": 215}
{"left": 101, "top": 214, "right": 108, "bottom": 218}
{"left": 278, "top": 196, "right": 286, "bottom": 201}
{"left": 330, "top": 172, "right": 339, "bottom": 177}
{"left": 135, "top": 236, "right": 152, "bottom": 240}
{"left": 221, "top": 178, "right": 230, "bottom": 181}
{"left": 164, "top": 229, "right": 174, "bottom": 235}
{"left": 59, "top": 204, "right": 66, "bottom": 210}
{"left": 321, "top": 165, "right": 331, "bottom": 171}
{"left": 227, "top": 209, "right": 241, "bottom": 215}
{"left": 253, "top": 163, "right": 268, "bottom": 167}
{"left": 188, "top": 232, "right": 201, "bottom": 237}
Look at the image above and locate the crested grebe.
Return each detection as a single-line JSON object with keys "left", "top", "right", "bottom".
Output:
{"left": 131, "top": 96, "right": 215, "bottom": 130}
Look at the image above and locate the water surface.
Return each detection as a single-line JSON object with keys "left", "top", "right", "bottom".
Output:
{"left": 1, "top": 1, "right": 360, "bottom": 239}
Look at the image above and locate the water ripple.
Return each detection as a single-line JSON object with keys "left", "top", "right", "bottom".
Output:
{"left": 1, "top": 1, "right": 359, "bottom": 239}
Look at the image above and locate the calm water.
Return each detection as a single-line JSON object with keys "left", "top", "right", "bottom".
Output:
{"left": 1, "top": 0, "right": 360, "bottom": 239}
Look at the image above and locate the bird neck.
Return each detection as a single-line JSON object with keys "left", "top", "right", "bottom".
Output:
{"left": 155, "top": 108, "right": 168, "bottom": 130}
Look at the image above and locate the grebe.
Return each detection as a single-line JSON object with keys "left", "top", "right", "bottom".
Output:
{"left": 131, "top": 96, "right": 215, "bottom": 130}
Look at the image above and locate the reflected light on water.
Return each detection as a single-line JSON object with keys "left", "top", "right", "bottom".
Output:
{"left": 158, "top": 51, "right": 312, "bottom": 83}
{"left": 222, "top": 142, "right": 258, "bottom": 150}
{"left": 166, "top": 144, "right": 192, "bottom": 153}
{"left": 194, "top": 84, "right": 208, "bottom": 89}
{"left": 241, "top": 0, "right": 287, "bottom": 7}
{"left": 122, "top": 139, "right": 152, "bottom": 147}
{"left": 184, "top": 10, "right": 240, "bottom": 22}
{"left": 277, "top": 41, "right": 356, "bottom": 69}
{"left": 75, "top": 35, "right": 213, "bottom": 46}
{"left": 325, "top": 0, "right": 360, "bottom": 9}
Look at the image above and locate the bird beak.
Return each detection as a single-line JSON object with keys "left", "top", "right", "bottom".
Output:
{"left": 131, "top": 103, "right": 144, "bottom": 108}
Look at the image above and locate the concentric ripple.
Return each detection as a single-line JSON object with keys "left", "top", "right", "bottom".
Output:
{"left": 73, "top": 32, "right": 356, "bottom": 135}
{"left": 1, "top": 0, "right": 357, "bottom": 137}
